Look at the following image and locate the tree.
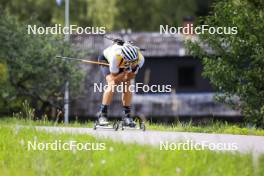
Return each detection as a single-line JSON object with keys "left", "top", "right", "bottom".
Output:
{"left": 86, "top": 0, "right": 118, "bottom": 30}
{"left": 114, "top": 0, "right": 197, "bottom": 31}
{"left": 0, "top": 0, "right": 56, "bottom": 25}
{"left": 0, "top": 0, "right": 198, "bottom": 31}
{"left": 188, "top": 0, "right": 264, "bottom": 127}
{"left": 0, "top": 12, "right": 83, "bottom": 117}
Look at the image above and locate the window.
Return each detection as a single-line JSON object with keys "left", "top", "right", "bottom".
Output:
{"left": 178, "top": 66, "right": 196, "bottom": 88}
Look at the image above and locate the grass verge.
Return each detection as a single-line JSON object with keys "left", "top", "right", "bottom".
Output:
{"left": 0, "top": 123, "right": 263, "bottom": 176}
{"left": 1, "top": 117, "right": 264, "bottom": 136}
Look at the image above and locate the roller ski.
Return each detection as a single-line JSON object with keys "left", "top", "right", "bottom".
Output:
{"left": 93, "top": 113, "right": 119, "bottom": 131}
{"left": 119, "top": 116, "right": 146, "bottom": 131}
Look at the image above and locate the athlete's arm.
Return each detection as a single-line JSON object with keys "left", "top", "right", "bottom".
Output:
{"left": 137, "top": 52, "right": 145, "bottom": 69}
{"left": 107, "top": 72, "right": 126, "bottom": 84}
{"left": 105, "top": 52, "right": 127, "bottom": 83}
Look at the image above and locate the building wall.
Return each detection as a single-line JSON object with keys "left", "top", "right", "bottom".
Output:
{"left": 136, "top": 56, "right": 213, "bottom": 93}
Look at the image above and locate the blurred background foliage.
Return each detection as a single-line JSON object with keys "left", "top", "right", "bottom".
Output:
{"left": 0, "top": 0, "right": 212, "bottom": 31}
{"left": 188, "top": 0, "right": 264, "bottom": 127}
{"left": 0, "top": 11, "right": 84, "bottom": 118}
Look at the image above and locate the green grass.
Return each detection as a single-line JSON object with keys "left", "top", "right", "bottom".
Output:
{"left": 147, "top": 122, "right": 264, "bottom": 136}
{"left": 1, "top": 117, "right": 264, "bottom": 136}
{"left": 0, "top": 122, "right": 263, "bottom": 176}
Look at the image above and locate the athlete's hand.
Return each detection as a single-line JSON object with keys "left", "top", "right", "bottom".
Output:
{"left": 124, "top": 65, "right": 132, "bottom": 73}
{"left": 109, "top": 71, "right": 135, "bottom": 84}
{"left": 132, "top": 65, "right": 140, "bottom": 74}
{"left": 124, "top": 71, "right": 135, "bottom": 81}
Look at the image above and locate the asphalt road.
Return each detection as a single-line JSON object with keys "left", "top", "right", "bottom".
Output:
{"left": 33, "top": 126, "right": 264, "bottom": 156}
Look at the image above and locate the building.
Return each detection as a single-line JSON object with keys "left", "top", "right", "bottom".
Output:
{"left": 70, "top": 32, "right": 241, "bottom": 122}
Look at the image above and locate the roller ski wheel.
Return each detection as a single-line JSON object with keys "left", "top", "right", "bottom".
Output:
{"left": 113, "top": 121, "right": 119, "bottom": 131}
{"left": 120, "top": 121, "right": 125, "bottom": 130}
{"left": 93, "top": 120, "right": 98, "bottom": 130}
{"left": 139, "top": 121, "right": 146, "bottom": 131}
{"left": 137, "top": 116, "right": 146, "bottom": 131}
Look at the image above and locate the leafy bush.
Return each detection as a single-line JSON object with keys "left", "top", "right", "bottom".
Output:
{"left": 0, "top": 11, "right": 84, "bottom": 117}
{"left": 188, "top": 0, "right": 264, "bottom": 127}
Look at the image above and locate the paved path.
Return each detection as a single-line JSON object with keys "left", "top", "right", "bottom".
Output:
{"left": 34, "top": 126, "right": 264, "bottom": 155}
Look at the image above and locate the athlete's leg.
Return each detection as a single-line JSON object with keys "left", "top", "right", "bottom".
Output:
{"left": 121, "top": 80, "right": 136, "bottom": 127}
{"left": 122, "top": 80, "right": 132, "bottom": 107}
{"left": 97, "top": 55, "right": 113, "bottom": 125}
{"left": 102, "top": 75, "right": 115, "bottom": 105}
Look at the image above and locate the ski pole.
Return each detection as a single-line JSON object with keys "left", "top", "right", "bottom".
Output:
{"left": 56, "top": 56, "right": 109, "bottom": 67}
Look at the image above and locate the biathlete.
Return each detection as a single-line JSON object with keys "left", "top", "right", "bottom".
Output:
{"left": 97, "top": 41, "right": 145, "bottom": 127}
